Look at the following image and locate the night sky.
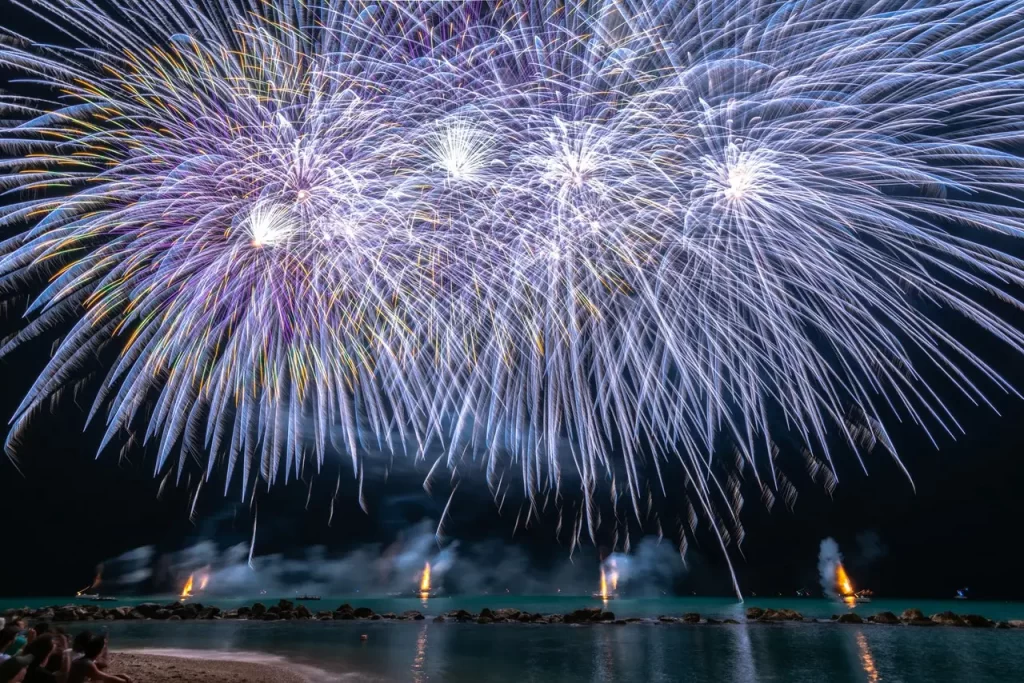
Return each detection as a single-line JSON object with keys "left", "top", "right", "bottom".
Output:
{"left": 2, "top": 4, "right": 1024, "bottom": 603}
{"left": 2, "top": 316, "right": 1024, "bottom": 600}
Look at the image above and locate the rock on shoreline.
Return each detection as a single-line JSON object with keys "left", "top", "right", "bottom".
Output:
{"left": 3, "top": 601, "right": 1021, "bottom": 629}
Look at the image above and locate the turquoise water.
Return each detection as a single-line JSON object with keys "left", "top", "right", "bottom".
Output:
{"left": 5, "top": 597, "right": 1024, "bottom": 681}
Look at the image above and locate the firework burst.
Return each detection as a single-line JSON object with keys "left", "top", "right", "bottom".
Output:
{"left": 4, "top": 1, "right": 1024, "bottom": 594}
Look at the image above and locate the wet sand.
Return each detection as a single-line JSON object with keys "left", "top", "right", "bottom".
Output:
{"left": 109, "top": 650, "right": 316, "bottom": 683}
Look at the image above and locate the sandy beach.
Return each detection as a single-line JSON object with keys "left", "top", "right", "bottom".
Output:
{"left": 108, "top": 650, "right": 316, "bottom": 683}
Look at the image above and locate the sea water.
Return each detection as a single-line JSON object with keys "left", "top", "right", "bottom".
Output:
{"left": 3, "top": 597, "right": 1023, "bottom": 682}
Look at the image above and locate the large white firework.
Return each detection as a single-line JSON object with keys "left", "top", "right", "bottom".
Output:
{"left": 3, "top": 0, "right": 1024, "bottom": 591}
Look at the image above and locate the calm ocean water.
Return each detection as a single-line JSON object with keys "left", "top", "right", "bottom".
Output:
{"left": 4, "top": 596, "right": 1023, "bottom": 681}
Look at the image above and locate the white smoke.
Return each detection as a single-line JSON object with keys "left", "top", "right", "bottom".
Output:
{"left": 818, "top": 537, "right": 842, "bottom": 598}
{"left": 99, "top": 524, "right": 685, "bottom": 598}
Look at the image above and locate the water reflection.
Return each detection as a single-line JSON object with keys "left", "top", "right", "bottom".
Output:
{"left": 411, "top": 623, "right": 429, "bottom": 683}
{"left": 855, "top": 631, "right": 880, "bottom": 682}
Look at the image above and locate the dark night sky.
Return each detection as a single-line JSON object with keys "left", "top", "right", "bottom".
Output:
{"left": 2, "top": 4, "right": 1024, "bottom": 602}
{"left": 2, "top": 320, "right": 1024, "bottom": 600}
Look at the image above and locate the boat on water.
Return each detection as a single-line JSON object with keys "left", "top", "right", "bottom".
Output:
{"left": 955, "top": 587, "right": 970, "bottom": 600}
{"left": 842, "top": 589, "right": 873, "bottom": 604}
{"left": 76, "top": 594, "right": 99, "bottom": 600}
{"left": 295, "top": 596, "right": 321, "bottom": 601}
{"left": 91, "top": 596, "right": 118, "bottom": 602}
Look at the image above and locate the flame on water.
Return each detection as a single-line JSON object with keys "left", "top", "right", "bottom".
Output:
{"left": 599, "top": 567, "right": 609, "bottom": 600}
{"left": 75, "top": 566, "right": 103, "bottom": 597}
{"left": 836, "top": 563, "right": 853, "bottom": 595}
{"left": 836, "top": 563, "right": 857, "bottom": 607}
{"left": 181, "top": 574, "right": 194, "bottom": 599}
{"left": 419, "top": 562, "right": 431, "bottom": 594}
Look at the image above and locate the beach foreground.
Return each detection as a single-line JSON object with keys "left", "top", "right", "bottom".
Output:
{"left": 108, "top": 651, "right": 309, "bottom": 683}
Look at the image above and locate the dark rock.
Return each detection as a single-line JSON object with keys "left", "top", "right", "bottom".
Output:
{"left": 494, "top": 609, "right": 521, "bottom": 621}
{"left": 153, "top": 609, "right": 171, "bottom": 620}
{"left": 869, "top": 612, "right": 899, "bottom": 625}
{"left": 657, "top": 616, "right": 679, "bottom": 623}
{"left": 517, "top": 613, "right": 533, "bottom": 623}
{"left": 166, "top": 602, "right": 184, "bottom": 611}
{"left": 962, "top": 614, "right": 994, "bottom": 628}
{"left": 334, "top": 612, "right": 355, "bottom": 620}
{"left": 168, "top": 615, "right": 182, "bottom": 621}
{"left": 723, "top": 619, "right": 740, "bottom": 624}
{"left": 477, "top": 616, "right": 494, "bottom": 624}
{"left": 317, "top": 611, "right": 333, "bottom": 619}
{"left": 682, "top": 613, "right": 701, "bottom": 624}
{"left": 223, "top": 610, "right": 239, "bottom": 619}
{"left": 401, "top": 610, "right": 424, "bottom": 621}
{"left": 705, "top": 618, "right": 721, "bottom": 625}
{"left": 449, "top": 610, "right": 475, "bottom": 622}
{"left": 479, "top": 608, "right": 495, "bottom": 619}
{"left": 433, "top": 615, "right": 446, "bottom": 623}
{"left": 381, "top": 612, "right": 397, "bottom": 620}
{"left": 337, "top": 604, "right": 353, "bottom": 612}
{"left": 830, "top": 614, "right": 840, "bottom": 621}
{"left": 268, "top": 605, "right": 282, "bottom": 615}
{"left": 614, "top": 619, "right": 627, "bottom": 625}
{"left": 1007, "top": 620, "right": 1024, "bottom": 629}
{"left": 996, "top": 621, "right": 1011, "bottom": 629}
{"left": 757, "top": 608, "right": 802, "bottom": 622}
{"left": 262, "top": 613, "right": 280, "bottom": 621}
{"left": 547, "top": 615, "right": 564, "bottom": 624}
{"left": 900, "top": 608, "right": 925, "bottom": 622}
{"left": 353, "top": 607, "right": 374, "bottom": 619}
{"left": 837, "top": 613, "right": 863, "bottom": 624}
{"left": 198, "top": 607, "right": 220, "bottom": 620}
{"left": 930, "top": 611, "right": 965, "bottom": 626}
{"left": 745, "top": 607, "right": 765, "bottom": 620}
{"left": 279, "top": 611, "right": 295, "bottom": 620}
{"left": 599, "top": 612, "right": 615, "bottom": 621}
{"left": 565, "top": 608, "right": 603, "bottom": 624}
{"left": 179, "top": 606, "right": 199, "bottom": 620}
{"left": 295, "top": 605, "right": 312, "bottom": 619}
{"left": 251, "top": 603, "right": 267, "bottom": 617}
{"left": 237, "top": 606, "right": 251, "bottom": 616}
{"left": 370, "top": 615, "right": 381, "bottom": 620}
{"left": 278, "top": 600, "right": 294, "bottom": 611}
{"left": 908, "top": 618, "right": 937, "bottom": 627}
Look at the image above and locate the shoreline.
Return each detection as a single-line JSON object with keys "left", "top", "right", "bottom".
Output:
{"left": 107, "top": 650, "right": 331, "bottom": 683}
{"left": 4, "top": 601, "right": 1024, "bottom": 629}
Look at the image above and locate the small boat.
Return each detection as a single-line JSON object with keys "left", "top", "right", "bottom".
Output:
{"left": 91, "top": 596, "right": 118, "bottom": 602}
{"left": 842, "top": 589, "right": 873, "bottom": 603}
{"left": 76, "top": 594, "right": 99, "bottom": 600}
{"left": 296, "top": 595, "right": 321, "bottom": 601}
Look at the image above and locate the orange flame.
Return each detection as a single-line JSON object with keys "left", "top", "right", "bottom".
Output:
{"left": 76, "top": 566, "right": 103, "bottom": 597}
{"left": 836, "top": 563, "right": 854, "bottom": 595}
{"left": 181, "top": 574, "right": 194, "bottom": 599}
{"left": 419, "top": 562, "right": 431, "bottom": 594}
{"left": 599, "top": 567, "right": 609, "bottom": 600}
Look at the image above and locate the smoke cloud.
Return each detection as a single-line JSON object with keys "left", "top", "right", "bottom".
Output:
{"left": 99, "top": 521, "right": 686, "bottom": 597}
{"left": 818, "top": 537, "right": 842, "bottom": 598}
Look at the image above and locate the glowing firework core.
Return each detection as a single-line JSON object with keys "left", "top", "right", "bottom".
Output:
{"left": 181, "top": 575, "right": 194, "bottom": 599}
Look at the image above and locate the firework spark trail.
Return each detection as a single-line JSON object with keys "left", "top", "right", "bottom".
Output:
{"left": 4, "top": 1, "right": 1024, "bottom": 592}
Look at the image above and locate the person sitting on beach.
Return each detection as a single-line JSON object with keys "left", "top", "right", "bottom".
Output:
{"left": 66, "top": 637, "right": 131, "bottom": 683}
{"left": 2, "top": 620, "right": 28, "bottom": 658}
{"left": 0, "top": 627, "right": 21, "bottom": 662}
{"left": 20, "top": 636, "right": 68, "bottom": 683}
{"left": 0, "top": 654, "right": 33, "bottom": 683}
{"left": 66, "top": 634, "right": 90, "bottom": 665}
{"left": 43, "top": 633, "right": 69, "bottom": 683}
